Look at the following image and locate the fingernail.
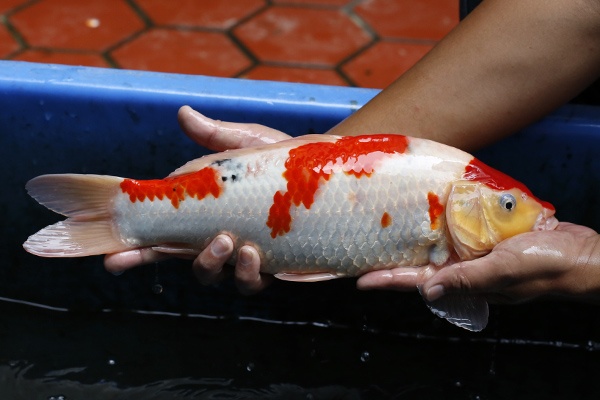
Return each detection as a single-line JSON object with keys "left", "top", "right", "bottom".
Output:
{"left": 426, "top": 285, "right": 445, "bottom": 302}
{"left": 211, "top": 236, "right": 229, "bottom": 257}
{"left": 238, "top": 248, "right": 253, "bottom": 267}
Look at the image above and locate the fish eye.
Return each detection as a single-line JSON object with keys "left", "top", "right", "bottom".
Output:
{"left": 499, "top": 193, "right": 516, "bottom": 212}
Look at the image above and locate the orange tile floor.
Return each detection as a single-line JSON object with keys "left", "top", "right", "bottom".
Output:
{"left": 0, "top": 0, "right": 458, "bottom": 89}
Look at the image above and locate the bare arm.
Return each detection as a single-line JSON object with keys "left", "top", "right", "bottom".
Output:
{"left": 328, "top": 0, "right": 600, "bottom": 150}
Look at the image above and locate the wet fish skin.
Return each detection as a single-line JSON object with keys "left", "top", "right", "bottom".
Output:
{"left": 23, "top": 134, "right": 558, "bottom": 331}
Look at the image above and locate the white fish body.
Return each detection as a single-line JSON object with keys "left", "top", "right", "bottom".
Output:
{"left": 24, "top": 134, "right": 558, "bottom": 331}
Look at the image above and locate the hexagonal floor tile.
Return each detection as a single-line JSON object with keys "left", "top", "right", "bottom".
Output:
{"left": 0, "top": 23, "right": 18, "bottom": 57}
{"left": 136, "top": 0, "right": 265, "bottom": 29}
{"left": 12, "top": 49, "right": 109, "bottom": 68}
{"left": 355, "top": 0, "right": 458, "bottom": 41}
{"left": 341, "top": 41, "right": 433, "bottom": 88}
{"left": 10, "top": 0, "right": 144, "bottom": 51}
{"left": 272, "top": 0, "right": 350, "bottom": 6}
{"left": 242, "top": 65, "right": 347, "bottom": 86}
{"left": 0, "top": 0, "right": 26, "bottom": 15}
{"left": 111, "top": 28, "right": 253, "bottom": 76}
{"left": 234, "top": 6, "right": 371, "bottom": 67}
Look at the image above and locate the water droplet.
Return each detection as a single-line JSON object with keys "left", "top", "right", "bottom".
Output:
{"left": 44, "top": 112, "right": 53, "bottom": 121}
{"left": 152, "top": 283, "right": 163, "bottom": 295}
{"left": 107, "top": 359, "right": 116, "bottom": 366}
{"left": 152, "top": 263, "right": 163, "bottom": 294}
{"left": 586, "top": 340, "right": 599, "bottom": 352}
{"left": 306, "top": 394, "right": 315, "bottom": 400}
{"left": 47, "top": 396, "right": 66, "bottom": 400}
{"left": 360, "top": 351, "right": 370, "bottom": 362}
{"left": 454, "top": 381, "right": 462, "bottom": 387}
{"left": 246, "top": 362, "right": 255, "bottom": 372}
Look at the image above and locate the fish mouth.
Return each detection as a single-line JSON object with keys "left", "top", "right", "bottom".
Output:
{"left": 533, "top": 208, "right": 559, "bottom": 231}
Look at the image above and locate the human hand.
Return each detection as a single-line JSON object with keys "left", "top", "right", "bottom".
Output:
{"left": 357, "top": 222, "right": 600, "bottom": 304}
{"left": 104, "top": 105, "right": 291, "bottom": 294}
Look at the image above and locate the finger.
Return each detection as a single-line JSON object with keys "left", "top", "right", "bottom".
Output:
{"left": 192, "top": 234, "right": 234, "bottom": 285}
{"left": 421, "top": 251, "right": 516, "bottom": 302}
{"left": 178, "top": 105, "right": 291, "bottom": 151}
{"left": 234, "top": 246, "right": 273, "bottom": 295}
{"left": 104, "top": 248, "right": 169, "bottom": 275}
{"left": 356, "top": 267, "right": 425, "bottom": 291}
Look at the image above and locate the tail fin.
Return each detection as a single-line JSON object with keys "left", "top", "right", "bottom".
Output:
{"left": 23, "top": 174, "right": 132, "bottom": 257}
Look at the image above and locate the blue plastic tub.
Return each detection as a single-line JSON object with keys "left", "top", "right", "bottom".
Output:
{"left": 1, "top": 59, "right": 599, "bottom": 307}
{"left": 1, "top": 61, "right": 599, "bottom": 398}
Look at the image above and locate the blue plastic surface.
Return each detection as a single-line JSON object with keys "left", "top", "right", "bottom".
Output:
{"left": 0, "top": 61, "right": 599, "bottom": 313}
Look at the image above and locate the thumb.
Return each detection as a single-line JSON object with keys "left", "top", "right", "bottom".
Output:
{"left": 177, "top": 105, "right": 290, "bottom": 151}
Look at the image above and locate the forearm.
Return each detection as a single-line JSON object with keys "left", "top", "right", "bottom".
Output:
{"left": 328, "top": 0, "right": 600, "bottom": 151}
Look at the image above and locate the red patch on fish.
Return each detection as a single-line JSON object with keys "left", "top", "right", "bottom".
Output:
{"left": 427, "top": 192, "right": 444, "bottom": 230}
{"left": 120, "top": 167, "right": 222, "bottom": 209}
{"left": 380, "top": 212, "right": 392, "bottom": 228}
{"left": 267, "top": 134, "right": 409, "bottom": 238}
{"left": 463, "top": 158, "right": 554, "bottom": 210}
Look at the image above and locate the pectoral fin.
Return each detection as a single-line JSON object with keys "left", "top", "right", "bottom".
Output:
{"left": 274, "top": 272, "right": 342, "bottom": 282}
{"left": 152, "top": 245, "right": 200, "bottom": 257}
{"left": 420, "top": 290, "right": 489, "bottom": 331}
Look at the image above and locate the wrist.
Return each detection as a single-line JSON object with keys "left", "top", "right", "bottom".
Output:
{"left": 564, "top": 234, "right": 600, "bottom": 303}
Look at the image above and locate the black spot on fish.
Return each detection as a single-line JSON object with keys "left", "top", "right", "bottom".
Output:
{"left": 212, "top": 159, "right": 231, "bottom": 167}
{"left": 212, "top": 159, "right": 243, "bottom": 184}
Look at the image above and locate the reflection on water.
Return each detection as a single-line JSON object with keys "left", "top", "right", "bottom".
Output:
{"left": 0, "top": 296, "right": 599, "bottom": 399}
{"left": 1, "top": 364, "right": 361, "bottom": 400}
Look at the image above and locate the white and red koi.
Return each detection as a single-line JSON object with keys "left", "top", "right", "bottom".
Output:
{"left": 23, "top": 134, "right": 558, "bottom": 331}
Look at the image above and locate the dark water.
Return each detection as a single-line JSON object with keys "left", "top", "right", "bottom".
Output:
{"left": 1, "top": 289, "right": 600, "bottom": 400}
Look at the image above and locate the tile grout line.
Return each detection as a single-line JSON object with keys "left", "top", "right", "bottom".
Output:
{"left": 232, "top": 0, "right": 371, "bottom": 84}
{"left": 0, "top": 0, "right": 43, "bottom": 59}
{"left": 1, "top": 17, "right": 26, "bottom": 60}
{"left": 336, "top": 0, "right": 377, "bottom": 87}
{"left": 225, "top": 2, "right": 273, "bottom": 79}
{"left": 123, "top": 0, "right": 154, "bottom": 27}
{"left": 103, "top": 0, "right": 155, "bottom": 68}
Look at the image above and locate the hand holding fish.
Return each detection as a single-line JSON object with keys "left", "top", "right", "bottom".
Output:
{"left": 358, "top": 222, "right": 600, "bottom": 304}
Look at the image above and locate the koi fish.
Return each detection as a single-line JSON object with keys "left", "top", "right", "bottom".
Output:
{"left": 23, "top": 134, "right": 558, "bottom": 331}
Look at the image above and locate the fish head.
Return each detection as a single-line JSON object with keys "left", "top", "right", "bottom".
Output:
{"left": 446, "top": 160, "right": 558, "bottom": 260}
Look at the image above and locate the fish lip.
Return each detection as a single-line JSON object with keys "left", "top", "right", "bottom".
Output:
{"left": 533, "top": 208, "right": 559, "bottom": 231}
